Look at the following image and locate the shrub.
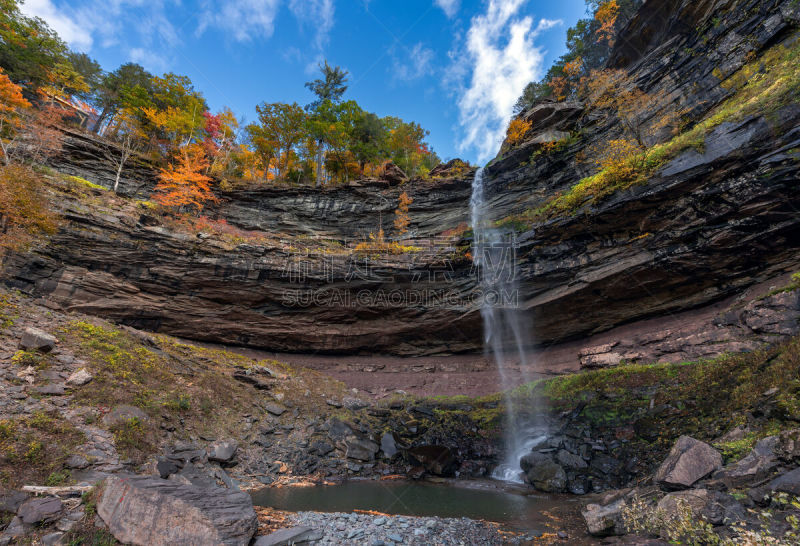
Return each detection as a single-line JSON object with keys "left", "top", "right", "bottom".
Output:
{"left": 505, "top": 119, "right": 532, "bottom": 147}
{"left": 0, "top": 164, "right": 58, "bottom": 251}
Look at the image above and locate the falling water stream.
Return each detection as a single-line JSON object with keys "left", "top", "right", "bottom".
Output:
{"left": 470, "top": 167, "right": 542, "bottom": 483}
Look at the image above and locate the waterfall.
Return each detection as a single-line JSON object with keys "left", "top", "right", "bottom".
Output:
{"left": 470, "top": 167, "right": 542, "bottom": 483}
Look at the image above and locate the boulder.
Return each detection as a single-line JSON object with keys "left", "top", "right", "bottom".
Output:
{"left": 765, "top": 467, "right": 800, "bottom": 496}
{"left": 581, "top": 499, "right": 625, "bottom": 536}
{"left": 557, "top": 449, "right": 588, "bottom": 470}
{"left": 66, "top": 368, "right": 93, "bottom": 386}
{"left": 66, "top": 454, "right": 90, "bottom": 469}
{"left": 0, "top": 490, "right": 29, "bottom": 513}
{"left": 407, "top": 446, "right": 456, "bottom": 476}
{"left": 381, "top": 162, "right": 408, "bottom": 186}
{"left": 520, "top": 452, "right": 567, "bottom": 492}
{"left": 20, "top": 328, "right": 57, "bottom": 352}
{"left": 254, "top": 526, "right": 323, "bottom": 545}
{"left": 207, "top": 440, "right": 238, "bottom": 464}
{"left": 102, "top": 405, "right": 149, "bottom": 427}
{"left": 18, "top": 496, "right": 62, "bottom": 525}
{"left": 342, "top": 397, "right": 367, "bottom": 410}
{"left": 264, "top": 403, "right": 286, "bottom": 416}
{"left": 343, "top": 436, "right": 379, "bottom": 462}
{"left": 776, "top": 429, "right": 800, "bottom": 461}
{"left": 713, "top": 436, "right": 778, "bottom": 487}
{"left": 655, "top": 436, "right": 722, "bottom": 489}
{"left": 381, "top": 432, "right": 401, "bottom": 459}
{"left": 97, "top": 475, "right": 257, "bottom": 546}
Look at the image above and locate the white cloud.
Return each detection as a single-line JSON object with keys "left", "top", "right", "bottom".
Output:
{"left": 451, "top": 0, "right": 561, "bottom": 162}
{"left": 18, "top": 0, "right": 93, "bottom": 50}
{"left": 394, "top": 43, "right": 434, "bottom": 81}
{"left": 435, "top": 0, "right": 459, "bottom": 18}
{"left": 289, "top": 0, "right": 335, "bottom": 52}
{"left": 129, "top": 47, "right": 169, "bottom": 73}
{"left": 198, "top": 0, "right": 282, "bottom": 42}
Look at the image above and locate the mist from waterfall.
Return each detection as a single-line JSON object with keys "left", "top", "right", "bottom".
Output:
{"left": 470, "top": 167, "right": 542, "bottom": 483}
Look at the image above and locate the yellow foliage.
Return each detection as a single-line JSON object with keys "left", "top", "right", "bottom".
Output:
{"left": 505, "top": 118, "right": 532, "bottom": 146}
{"left": 393, "top": 191, "right": 413, "bottom": 235}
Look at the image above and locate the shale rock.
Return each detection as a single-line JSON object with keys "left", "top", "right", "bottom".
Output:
{"left": 19, "top": 328, "right": 57, "bottom": 352}
{"left": 655, "top": 436, "right": 722, "bottom": 489}
{"left": 97, "top": 475, "right": 257, "bottom": 546}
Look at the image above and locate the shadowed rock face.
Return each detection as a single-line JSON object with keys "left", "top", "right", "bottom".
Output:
{"left": 2, "top": 0, "right": 799, "bottom": 357}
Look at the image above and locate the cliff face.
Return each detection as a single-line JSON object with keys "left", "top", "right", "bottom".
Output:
{"left": 2, "top": 0, "right": 799, "bottom": 360}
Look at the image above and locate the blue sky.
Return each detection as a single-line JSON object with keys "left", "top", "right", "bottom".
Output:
{"left": 21, "top": 0, "right": 587, "bottom": 164}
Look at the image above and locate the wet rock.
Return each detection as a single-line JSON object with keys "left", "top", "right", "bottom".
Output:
{"left": 655, "top": 436, "right": 722, "bottom": 489}
{"left": 102, "top": 405, "right": 149, "bottom": 427}
{"left": 557, "top": 449, "right": 588, "bottom": 470}
{"left": 582, "top": 499, "right": 625, "bottom": 536}
{"left": 20, "top": 328, "right": 57, "bottom": 352}
{"left": 97, "top": 475, "right": 257, "bottom": 545}
{"left": 520, "top": 453, "right": 566, "bottom": 493}
{"left": 381, "top": 432, "right": 401, "bottom": 459}
{"left": 18, "top": 496, "right": 62, "bottom": 525}
{"left": 407, "top": 446, "right": 456, "bottom": 476}
{"left": 207, "top": 439, "right": 238, "bottom": 464}
{"left": 66, "top": 368, "right": 93, "bottom": 386}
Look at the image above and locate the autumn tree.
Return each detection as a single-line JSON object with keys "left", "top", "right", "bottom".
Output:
{"left": 107, "top": 109, "right": 147, "bottom": 193}
{"left": 305, "top": 61, "right": 349, "bottom": 185}
{"left": 91, "top": 63, "right": 154, "bottom": 133}
{"left": 394, "top": 191, "right": 413, "bottom": 236}
{"left": 0, "top": 67, "right": 31, "bottom": 165}
{"left": 152, "top": 145, "right": 217, "bottom": 212}
{"left": 0, "top": 164, "right": 58, "bottom": 251}
{"left": 505, "top": 118, "right": 532, "bottom": 147}
{"left": 142, "top": 73, "right": 207, "bottom": 153}
{"left": 250, "top": 102, "right": 307, "bottom": 180}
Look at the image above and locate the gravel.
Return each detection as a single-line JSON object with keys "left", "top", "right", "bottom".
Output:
{"left": 286, "top": 511, "right": 534, "bottom": 545}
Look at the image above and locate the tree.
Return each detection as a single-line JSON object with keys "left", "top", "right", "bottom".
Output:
{"left": 107, "top": 109, "right": 147, "bottom": 193}
{"left": 594, "top": 0, "right": 620, "bottom": 46}
{"left": 143, "top": 73, "right": 207, "bottom": 152}
{"left": 304, "top": 60, "right": 349, "bottom": 110}
{"left": 251, "top": 102, "right": 307, "bottom": 180}
{"left": 92, "top": 63, "right": 153, "bottom": 133}
{"left": 0, "top": 67, "right": 31, "bottom": 165}
{"left": 394, "top": 191, "right": 413, "bottom": 236}
{"left": 0, "top": 0, "right": 70, "bottom": 89}
{"left": 65, "top": 52, "right": 103, "bottom": 100}
{"left": 305, "top": 61, "right": 349, "bottom": 185}
{"left": 245, "top": 122, "right": 277, "bottom": 182}
{"left": 152, "top": 145, "right": 217, "bottom": 212}
{"left": 505, "top": 119, "right": 532, "bottom": 147}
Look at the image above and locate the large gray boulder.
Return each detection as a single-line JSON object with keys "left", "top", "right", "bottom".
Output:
{"left": 582, "top": 499, "right": 625, "bottom": 536}
{"left": 20, "top": 328, "right": 57, "bottom": 352}
{"left": 97, "top": 475, "right": 257, "bottom": 546}
{"left": 17, "top": 497, "right": 62, "bottom": 525}
{"left": 520, "top": 452, "right": 566, "bottom": 492}
{"left": 655, "top": 436, "right": 722, "bottom": 489}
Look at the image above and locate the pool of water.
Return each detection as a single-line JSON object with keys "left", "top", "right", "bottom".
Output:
{"left": 250, "top": 479, "right": 583, "bottom": 533}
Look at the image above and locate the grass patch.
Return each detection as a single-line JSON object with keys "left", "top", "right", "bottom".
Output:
{"left": 0, "top": 412, "right": 83, "bottom": 488}
{"left": 760, "top": 272, "right": 800, "bottom": 299}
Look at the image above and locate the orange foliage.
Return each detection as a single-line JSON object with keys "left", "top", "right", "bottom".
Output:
{"left": 393, "top": 191, "right": 413, "bottom": 235}
{"left": 595, "top": 0, "right": 620, "bottom": 46}
{"left": 27, "top": 100, "right": 68, "bottom": 163}
{"left": 505, "top": 118, "right": 532, "bottom": 146}
{"left": 153, "top": 145, "right": 218, "bottom": 213}
{"left": 549, "top": 76, "right": 570, "bottom": 101}
{"left": 0, "top": 164, "right": 58, "bottom": 251}
{"left": 0, "top": 68, "right": 31, "bottom": 164}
